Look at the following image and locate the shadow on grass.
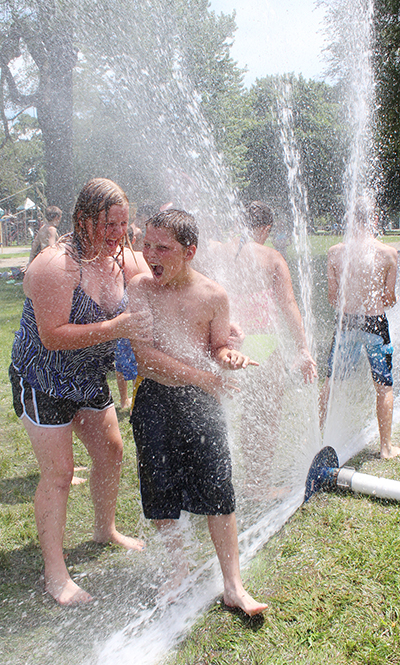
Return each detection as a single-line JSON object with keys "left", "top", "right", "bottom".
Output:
{"left": 0, "top": 473, "right": 39, "bottom": 504}
{"left": 347, "top": 447, "right": 380, "bottom": 470}
{"left": 0, "top": 539, "right": 113, "bottom": 584}
{"left": 0, "top": 538, "right": 161, "bottom": 665}
{"left": 220, "top": 598, "right": 265, "bottom": 630}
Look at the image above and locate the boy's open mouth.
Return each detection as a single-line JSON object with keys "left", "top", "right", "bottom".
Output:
{"left": 151, "top": 263, "right": 164, "bottom": 278}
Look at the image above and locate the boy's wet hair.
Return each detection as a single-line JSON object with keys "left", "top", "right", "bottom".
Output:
{"left": 246, "top": 201, "right": 274, "bottom": 228}
{"left": 45, "top": 206, "right": 62, "bottom": 222}
{"left": 147, "top": 209, "right": 199, "bottom": 248}
{"left": 354, "top": 195, "right": 375, "bottom": 230}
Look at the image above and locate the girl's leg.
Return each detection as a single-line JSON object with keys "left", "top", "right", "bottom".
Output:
{"left": 22, "top": 416, "right": 92, "bottom": 605}
{"left": 73, "top": 406, "right": 144, "bottom": 550}
{"left": 116, "top": 370, "right": 131, "bottom": 409}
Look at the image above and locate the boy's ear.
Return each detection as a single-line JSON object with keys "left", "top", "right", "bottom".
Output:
{"left": 184, "top": 244, "right": 197, "bottom": 261}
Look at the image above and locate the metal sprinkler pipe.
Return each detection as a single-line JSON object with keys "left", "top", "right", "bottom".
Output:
{"left": 305, "top": 446, "right": 400, "bottom": 502}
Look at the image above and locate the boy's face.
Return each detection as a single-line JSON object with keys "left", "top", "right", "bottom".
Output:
{"left": 143, "top": 224, "right": 194, "bottom": 286}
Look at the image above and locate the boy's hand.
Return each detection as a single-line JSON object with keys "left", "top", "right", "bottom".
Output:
{"left": 290, "top": 349, "right": 317, "bottom": 383}
{"left": 200, "top": 373, "right": 241, "bottom": 401}
{"left": 219, "top": 349, "right": 259, "bottom": 370}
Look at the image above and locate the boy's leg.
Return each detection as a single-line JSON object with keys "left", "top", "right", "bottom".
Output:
{"left": 22, "top": 416, "right": 92, "bottom": 606}
{"left": 318, "top": 376, "right": 331, "bottom": 429}
{"left": 73, "top": 406, "right": 144, "bottom": 550}
{"left": 207, "top": 513, "right": 268, "bottom": 616}
{"left": 374, "top": 383, "right": 400, "bottom": 459}
{"left": 154, "top": 519, "right": 190, "bottom": 591}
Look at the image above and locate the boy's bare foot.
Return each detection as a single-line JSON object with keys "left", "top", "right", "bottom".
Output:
{"left": 45, "top": 577, "right": 93, "bottom": 606}
{"left": 158, "top": 561, "right": 189, "bottom": 601}
{"left": 223, "top": 587, "right": 268, "bottom": 616}
{"left": 381, "top": 445, "right": 400, "bottom": 459}
{"left": 93, "top": 529, "right": 145, "bottom": 551}
{"left": 71, "top": 466, "right": 88, "bottom": 485}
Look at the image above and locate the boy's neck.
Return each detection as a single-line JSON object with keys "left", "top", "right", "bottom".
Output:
{"left": 162, "top": 264, "right": 195, "bottom": 289}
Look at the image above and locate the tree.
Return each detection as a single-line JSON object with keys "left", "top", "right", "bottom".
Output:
{"left": 0, "top": 1, "right": 77, "bottom": 227}
{"left": 374, "top": 0, "right": 400, "bottom": 216}
{"left": 242, "top": 74, "right": 347, "bottom": 229}
{"left": 0, "top": 111, "right": 44, "bottom": 207}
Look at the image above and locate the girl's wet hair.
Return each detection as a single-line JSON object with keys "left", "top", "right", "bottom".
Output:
{"left": 73, "top": 178, "right": 129, "bottom": 247}
{"left": 62, "top": 178, "right": 136, "bottom": 265}
{"left": 147, "top": 209, "right": 199, "bottom": 248}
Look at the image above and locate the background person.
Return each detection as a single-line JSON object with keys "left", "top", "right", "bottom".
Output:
{"left": 208, "top": 201, "right": 316, "bottom": 497}
{"left": 28, "top": 205, "right": 63, "bottom": 265}
{"left": 115, "top": 217, "right": 150, "bottom": 408}
{"left": 319, "top": 195, "right": 400, "bottom": 459}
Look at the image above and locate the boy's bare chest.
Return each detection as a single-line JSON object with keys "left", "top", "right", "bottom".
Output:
{"left": 147, "top": 290, "right": 212, "bottom": 341}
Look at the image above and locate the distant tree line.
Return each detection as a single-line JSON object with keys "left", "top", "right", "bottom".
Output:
{"left": 1, "top": 0, "right": 397, "bottom": 233}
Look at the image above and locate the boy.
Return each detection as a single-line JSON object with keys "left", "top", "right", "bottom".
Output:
{"left": 127, "top": 209, "right": 267, "bottom": 616}
{"left": 319, "top": 195, "right": 399, "bottom": 459}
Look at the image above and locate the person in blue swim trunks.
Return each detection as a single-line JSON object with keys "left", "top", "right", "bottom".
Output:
{"left": 319, "top": 195, "right": 400, "bottom": 459}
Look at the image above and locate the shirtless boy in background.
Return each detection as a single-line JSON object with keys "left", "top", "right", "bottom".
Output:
{"left": 208, "top": 201, "right": 316, "bottom": 496}
{"left": 126, "top": 209, "right": 267, "bottom": 616}
{"left": 28, "top": 206, "right": 62, "bottom": 265}
{"left": 319, "top": 195, "right": 400, "bottom": 459}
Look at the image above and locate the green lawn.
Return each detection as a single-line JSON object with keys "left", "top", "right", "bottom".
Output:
{"left": 1, "top": 240, "right": 400, "bottom": 665}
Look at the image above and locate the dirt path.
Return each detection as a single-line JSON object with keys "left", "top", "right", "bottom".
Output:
{"left": 0, "top": 247, "right": 30, "bottom": 270}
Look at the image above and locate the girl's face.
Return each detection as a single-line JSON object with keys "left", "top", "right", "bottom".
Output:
{"left": 85, "top": 203, "right": 129, "bottom": 257}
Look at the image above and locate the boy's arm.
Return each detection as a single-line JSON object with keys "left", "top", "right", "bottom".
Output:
{"left": 327, "top": 248, "right": 340, "bottom": 308}
{"left": 272, "top": 254, "right": 317, "bottom": 383}
{"left": 210, "top": 285, "right": 258, "bottom": 370}
{"left": 382, "top": 250, "right": 397, "bottom": 308}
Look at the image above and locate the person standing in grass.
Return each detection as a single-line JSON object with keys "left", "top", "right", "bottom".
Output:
{"left": 28, "top": 205, "right": 63, "bottom": 265}
{"left": 319, "top": 195, "right": 400, "bottom": 459}
{"left": 9, "top": 179, "right": 155, "bottom": 606}
{"left": 208, "top": 201, "right": 316, "bottom": 497}
{"left": 127, "top": 209, "right": 268, "bottom": 616}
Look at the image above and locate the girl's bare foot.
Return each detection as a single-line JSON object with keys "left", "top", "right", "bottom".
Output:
{"left": 93, "top": 529, "right": 145, "bottom": 551}
{"left": 120, "top": 398, "right": 132, "bottom": 410}
{"left": 45, "top": 577, "right": 93, "bottom": 606}
{"left": 71, "top": 476, "right": 87, "bottom": 485}
{"left": 381, "top": 445, "right": 400, "bottom": 459}
{"left": 223, "top": 587, "right": 268, "bottom": 616}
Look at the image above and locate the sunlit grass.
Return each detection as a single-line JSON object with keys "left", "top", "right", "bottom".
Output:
{"left": 2, "top": 245, "right": 400, "bottom": 664}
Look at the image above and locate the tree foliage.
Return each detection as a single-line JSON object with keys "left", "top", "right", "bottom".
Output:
{"left": 242, "top": 75, "right": 347, "bottom": 230}
{"left": 0, "top": 111, "right": 44, "bottom": 207}
{"left": 0, "top": 1, "right": 77, "bottom": 226}
{"left": 0, "top": 0, "right": 348, "bottom": 233}
{"left": 374, "top": 0, "right": 400, "bottom": 214}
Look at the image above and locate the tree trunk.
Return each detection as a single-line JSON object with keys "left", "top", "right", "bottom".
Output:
{"left": 35, "top": 25, "right": 76, "bottom": 232}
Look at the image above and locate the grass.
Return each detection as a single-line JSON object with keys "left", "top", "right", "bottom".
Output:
{"left": 165, "top": 458, "right": 400, "bottom": 664}
{"left": 1, "top": 238, "right": 400, "bottom": 664}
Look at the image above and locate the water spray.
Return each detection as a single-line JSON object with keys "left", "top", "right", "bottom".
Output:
{"left": 305, "top": 446, "right": 400, "bottom": 503}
